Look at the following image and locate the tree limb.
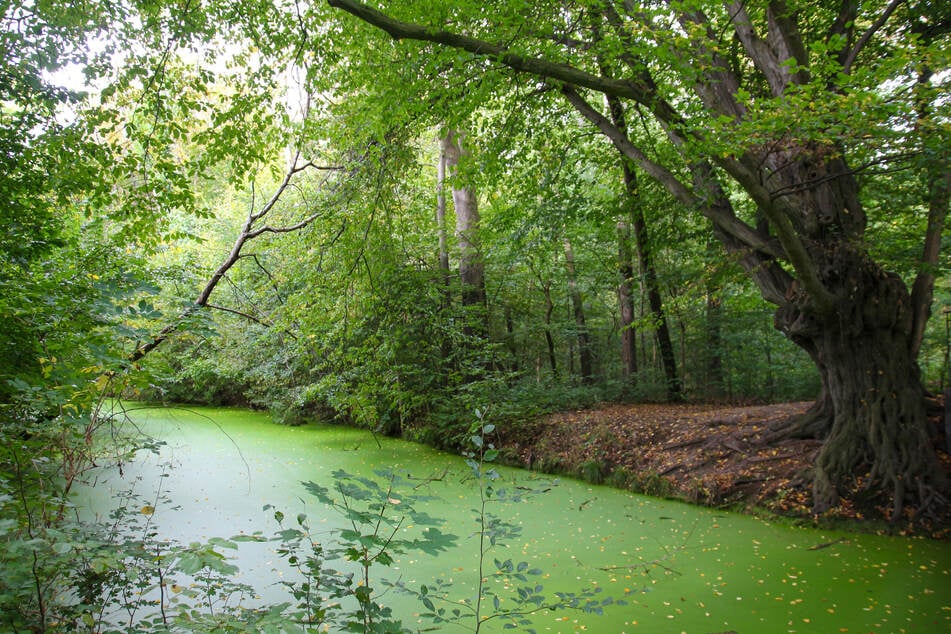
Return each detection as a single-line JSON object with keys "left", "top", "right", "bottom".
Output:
{"left": 128, "top": 155, "right": 323, "bottom": 364}
{"left": 561, "top": 87, "right": 781, "bottom": 260}
{"left": 843, "top": 0, "right": 904, "bottom": 74}
{"left": 728, "top": 1, "right": 788, "bottom": 96}
{"left": 326, "top": 0, "right": 680, "bottom": 124}
{"left": 206, "top": 302, "right": 277, "bottom": 330}
{"left": 714, "top": 153, "right": 836, "bottom": 314}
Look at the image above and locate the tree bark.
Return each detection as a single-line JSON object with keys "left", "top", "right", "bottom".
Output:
{"left": 564, "top": 238, "right": 594, "bottom": 384}
{"left": 440, "top": 130, "right": 486, "bottom": 317}
{"left": 617, "top": 219, "right": 637, "bottom": 382}
{"left": 776, "top": 270, "right": 942, "bottom": 518}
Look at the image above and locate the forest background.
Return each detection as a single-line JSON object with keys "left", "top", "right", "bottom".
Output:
{"left": 0, "top": 0, "right": 949, "bottom": 628}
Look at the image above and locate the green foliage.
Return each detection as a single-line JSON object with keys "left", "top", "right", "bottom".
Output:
{"left": 2, "top": 0, "right": 948, "bottom": 625}
{"left": 393, "top": 411, "right": 623, "bottom": 632}
{"left": 271, "top": 469, "right": 458, "bottom": 632}
{"left": 0, "top": 455, "right": 264, "bottom": 632}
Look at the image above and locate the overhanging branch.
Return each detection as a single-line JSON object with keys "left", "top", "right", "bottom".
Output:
{"left": 327, "top": 0, "right": 679, "bottom": 124}
{"left": 128, "top": 154, "right": 325, "bottom": 364}
{"left": 329, "top": 0, "right": 835, "bottom": 313}
{"left": 562, "top": 87, "right": 782, "bottom": 260}
{"left": 843, "top": 0, "right": 904, "bottom": 74}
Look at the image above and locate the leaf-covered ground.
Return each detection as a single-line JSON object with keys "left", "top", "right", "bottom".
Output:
{"left": 502, "top": 401, "right": 951, "bottom": 536}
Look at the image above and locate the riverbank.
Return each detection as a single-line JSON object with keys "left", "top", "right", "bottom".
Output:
{"left": 497, "top": 400, "right": 951, "bottom": 538}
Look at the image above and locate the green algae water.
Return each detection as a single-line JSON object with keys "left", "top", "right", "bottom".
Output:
{"left": 76, "top": 405, "right": 950, "bottom": 633}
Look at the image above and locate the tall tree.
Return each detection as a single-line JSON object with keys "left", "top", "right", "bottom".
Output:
{"left": 441, "top": 130, "right": 486, "bottom": 317}
{"left": 436, "top": 135, "right": 452, "bottom": 298}
{"left": 617, "top": 218, "right": 638, "bottom": 382}
{"left": 564, "top": 238, "right": 594, "bottom": 383}
{"left": 703, "top": 236, "right": 727, "bottom": 400}
{"left": 614, "top": 150, "right": 682, "bottom": 399}
{"left": 327, "top": 0, "right": 949, "bottom": 515}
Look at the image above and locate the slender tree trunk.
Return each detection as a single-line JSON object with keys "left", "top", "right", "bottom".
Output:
{"left": 435, "top": 135, "right": 453, "bottom": 371}
{"left": 543, "top": 280, "right": 558, "bottom": 379}
{"left": 529, "top": 261, "right": 559, "bottom": 379}
{"left": 435, "top": 136, "right": 452, "bottom": 299}
{"left": 908, "top": 64, "right": 950, "bottom": 360}
{"left": 608, "top": 96, "right": 682, "bottom": 400}
{"left": 440, "top": 130, "right": 485, "bottom": 316}
{"left": 630, "top": 179, "right": 682, "bottom": 400}
{"left": 504, "top": 305, "right": 518, "bottom": 372}
{"left": 564, "top": 238, "right": 593, "bottom": 384}
{"left": 704, "top": 237, "right": 725, "bottom": 399}
{"left": 617, "top": 219, "right": 637, "bottom": 382}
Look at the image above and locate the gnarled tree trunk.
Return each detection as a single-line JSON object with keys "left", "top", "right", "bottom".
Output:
{"left": 767, "top": 151, "right": 944, "bottom": 517}
{"left": 779, "top": 268, "right": 940, "bottom": 517}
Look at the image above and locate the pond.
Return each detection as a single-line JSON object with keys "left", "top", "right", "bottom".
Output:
{"left": 76, "top": 404, "right": 950, "bottom": 632}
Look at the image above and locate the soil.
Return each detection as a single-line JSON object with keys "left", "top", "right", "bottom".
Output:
{"left": 500, "top": 400, "right": 951, "bottom": 537}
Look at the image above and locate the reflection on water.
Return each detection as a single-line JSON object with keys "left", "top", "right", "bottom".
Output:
{"left": 75, "top": 405, "right": 951, "bottom": 632}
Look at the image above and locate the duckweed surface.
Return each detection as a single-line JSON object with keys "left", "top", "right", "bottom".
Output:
{"left": 77, "top": 405, "right": 950, "bottom": 632}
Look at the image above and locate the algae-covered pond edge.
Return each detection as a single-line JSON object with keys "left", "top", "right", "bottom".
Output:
{"left": 76, "top": 403, "right": 951, "bottom": 633}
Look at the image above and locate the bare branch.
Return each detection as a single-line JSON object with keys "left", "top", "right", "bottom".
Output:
{"left": 843, "top": 0, "right": 904, "bottom": 74}
{"left": 249, "top": 150, "right": 304, "bottom": 222}
{"left": 128, "top": 154, "right": 326, "bottom": 363}
{"left": 206, "top": 302, "right": 277, "bottom": 330}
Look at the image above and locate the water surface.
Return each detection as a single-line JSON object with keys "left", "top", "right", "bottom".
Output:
{"left": 77, "top": 405, "right": 951, "bottom": 633}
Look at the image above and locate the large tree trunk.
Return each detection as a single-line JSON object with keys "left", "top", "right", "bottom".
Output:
{"left": 766, "top": 152, "right": 945, "bottom": 517}
{"left": 777, "top": 270, "right": 942, "bottom": 517}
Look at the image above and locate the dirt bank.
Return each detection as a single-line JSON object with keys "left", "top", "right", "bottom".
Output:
{"left": 500, "top": 401, "right": 950, "bottom": 537}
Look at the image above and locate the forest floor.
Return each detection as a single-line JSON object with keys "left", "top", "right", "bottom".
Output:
{"left": 502, "top": 400, "right": 951, "bottom": 538}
